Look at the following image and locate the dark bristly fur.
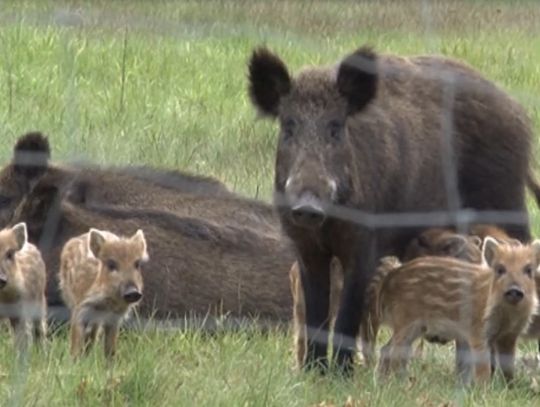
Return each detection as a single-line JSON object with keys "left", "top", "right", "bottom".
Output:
{"left": 9, "top": 182, "right": 295, "bottom": 321}
{"left": 249, "top": 48, "right": 291, "bottom": 117}
{"left": 337, "top": 47, "right": 378, "bottom": 115}
{"left": 0, "top": 133, "right": 294, "bottom": 310}
{"left": 248, "top": 45, "right": 536, "bottom": 373}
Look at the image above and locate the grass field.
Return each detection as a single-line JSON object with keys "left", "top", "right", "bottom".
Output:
{"left": 1, "top": 0, "right": 540, "bottom": 405}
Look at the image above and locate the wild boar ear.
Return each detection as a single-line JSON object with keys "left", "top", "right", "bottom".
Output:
{"left": 507, "top": 238, "right": 522, "bottom": 247}
{"left": 530, "top": 239, "right": 540, "bottom": 266}
{"left": 442, "top": 235, "right": 468, "bottom": 257}
{"left": 481, "top": 236, "right": 499, "bottom": 267}
{"left": 248, "top": 47, "right": 291, "bottom": 117}
{"left": 337, "top": 46, "right": 378, "bottom": 115}
{"left": 88, "top": 229, "right": 106, "bottom": 258}
{"left": 13, "top": 132, "right": 51, "bottom": 189}
{"left": 131, "top": 229, "right": 149, "bottom": 261}
{"left": 11, "top": 222, "right": 27, "bottom": 251}
{"left": 416, "top": 232, "right": 430, "bottom": 248}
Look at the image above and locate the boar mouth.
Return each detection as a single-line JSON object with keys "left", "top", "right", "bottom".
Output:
{"left": 290, "top": 193, "right": 326, "bottom": 229}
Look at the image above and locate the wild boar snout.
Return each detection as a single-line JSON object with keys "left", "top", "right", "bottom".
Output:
{"left": 122, "top": 283, "right": 142, "bottom": 304}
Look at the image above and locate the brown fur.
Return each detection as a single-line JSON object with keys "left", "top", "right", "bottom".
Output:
{"left": 404, "top": 228, "right": 483, "bottom": 263}
{"left": 358, "top": 256, "right": 402, "bottom": 367}
{"left": 371, "top": 239, "right": 539, "bottom": 384}
{"left": 0, "top": 133, "right": 288, "bottom": 310}
{"left": 290, "top": 228, "right": 481, "bottom": 368}
{"left": 249, "top": 45, "right": 535, "bottom": 371}
{"left": 0, "top": 223, "right": 47, "bottom": 350}
{"left": 408, "top": 226, "right": 540, "bottom": 370}
{"left": 60, "top": 228, "right": 147, "bottom": 359}
{"left": 11, "top": 183, "right": 295, "bottom": 322}
{"left": 0, "top": 134, "right": 232, "bottom": 227}
{"left": 467, "top": 226, "right": 540, "bottom": 361}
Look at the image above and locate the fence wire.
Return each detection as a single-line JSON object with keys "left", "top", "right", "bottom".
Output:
{"left": 1, "top": 1, "right": 540, "bottom": 405}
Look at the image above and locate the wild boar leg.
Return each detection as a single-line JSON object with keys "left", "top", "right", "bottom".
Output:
{"left": 469, "top": 338, "right": 490, "bottom": 385}
{"left": 494, "top": 334, "right": 518, "bottom": 384}
{"left": 298, "top": 254, "right": 332, "bottom": 371}
{"left": 455, "top": 339, "right": 473, "bottom": 384}
{"left": 333, "top": 244, "right": 376, "bottom": 373}
{"left": 387, "top": 327, "right": 417, "bottom": 375}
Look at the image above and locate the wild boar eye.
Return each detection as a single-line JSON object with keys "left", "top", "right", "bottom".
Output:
{"left": 0, "top": 195, "right": 12, "bottom": 208}
{"left": 282, "top": 118, "right": 296, "bottom": 141}
{"left": 494, "top": 264, "right": 506, "bottom": 276}
{"left": 328, "top": 120, "right": 344, "bottom": 141}
{"left": 106, "top": 259, "right": 118, "bottom": 272}
{"left": 523, "top": 264, "right": 534, "bottom": 278}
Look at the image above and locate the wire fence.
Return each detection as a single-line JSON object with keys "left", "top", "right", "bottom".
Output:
{"left": 1, "top": 0, "right": 540, "bottom": 404}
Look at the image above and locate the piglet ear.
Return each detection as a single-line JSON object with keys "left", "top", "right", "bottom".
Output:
{"left": 337, "top": 46, "right": 378, "bottom": 115}
{"left": 530, "top": 239, "right": 540, "bottom": 267}
{"left": 11, "top": 222, "right": 28, "bottom": 251}
{"left": 131, "top": 229, "right": 149, "bottom": 262}
{"left": 481, "top": 236, "right": 499, "bottom": 267}
{"left": 441, "top": 235, "right": 468, "bottom": 257}
{"left": 88, "top": 229, "right": 106, "bottom": 258}
{"left": 248, "top": 47, "right": 291, "bottom": 117}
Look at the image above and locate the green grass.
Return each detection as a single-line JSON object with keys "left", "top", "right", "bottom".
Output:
{"left": 0, "top": 325, "right": 540, "bottom": 406}
{"left": 1, "top": 0, "right": 540, "bottom": 405}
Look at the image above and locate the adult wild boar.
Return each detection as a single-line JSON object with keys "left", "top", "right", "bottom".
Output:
{"left": 9, "top": 180, "right": 295, "bottom": 322}
{"left": 248, "top": 45, "right": 536, "bottom": 372}
{"left": 0, "top": 132, "right": 292, "bottom": 312}
{"left": 0, "top": 132, "right": 280, "bottom": 235}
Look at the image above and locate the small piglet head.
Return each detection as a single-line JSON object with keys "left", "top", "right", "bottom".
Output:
{"left": 0, "top": 223, "right": 27, "bottom": 289}
{"left": 404, "top": 228, "right": 482, "bottom": 263}
{"left": 89, "top": 229, "right": 149, "bottom": 305}
{"left": 482, "top": 237, "right": 540, "bottom": 307}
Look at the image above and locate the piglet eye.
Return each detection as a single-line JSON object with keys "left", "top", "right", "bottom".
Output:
{"left": 328, "top": 120, "right": 343, "bottom": 141}
{"left": 134, "top": 259, "right": 142, "bottom": 270}
{"left": 523, "top": 264, "right": 534, "bottom": 278}
{"left": 494, "top": 264, "right": 506, "bottom": 276}
{"left": 5, "top": 250, "right": 15, "bottom": 261}
{"left": 106, "top": 259, "right": 117, "bottom": 272}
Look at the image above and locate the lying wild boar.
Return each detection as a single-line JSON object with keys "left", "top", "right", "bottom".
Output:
{"left": 1, "top": 132, "right": 293, "bottom": 312}
{"left": 0, "top": 132, "right": 280, "bottom": 235}
{"left": 11, "top": 182, "right": 294, "bottom": 322}
{"left": 249, "top": 44, "right": 537, "bottom": 372}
